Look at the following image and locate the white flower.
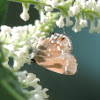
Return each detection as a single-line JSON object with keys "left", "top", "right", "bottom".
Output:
{"left": 25, "top": 73, "right": 36, "bottom": 82}
{"left": 68, "top": 5, "right": 80, "bottom": 17}
{"left": 44, "top": 6, "right": 53, "bottom": 12}
{"left": 85, "top": 0, "right": 96, "bottom": 9}
{"left": 28, "top": 24, "right": 35, "bottom": 33}
{"left": 79, "top": 18, "right": 88, "bottom": 28}
{"left": 47, "top": 0, "right": 58, "bottom": 8}
{"left": 40, "top": 10, "right": 45, "bottom": 23}
{"left": 16, "top": 71, "right": 49, "bottom": 100}
{"left": 78, "top": 0, "right": 86, "bottom": 8}
{"left": 89, "top": 20, "right": 96, "bottom": 33}
{"left": 10, "top": 26, "right": 28, "bottom": 41}
{"left": 20, "top": 10, "right": 29, "bottom": 21}
{"left": 14, "top": 51, "right": 24, "bottom": 58}
{"left": 0, "top": 25, "right": 11, "bottom": 40}
{"left": 40, "top": 10, "right": 48, "bottom": 23}
{"left": 44, "top": 26, "right": 49, "bottom": 31}
{"left": 65, "top": 17, "right": 73, "bottom": 27}
{"left": 97, "top": 20, "right": 100, "bottom": 33}
{"left": 17, "top": 70, "right": 28, "bottom": 82}
{"left": 20, "top": 3, "right": 30, "bottom": 21}
{"left": 56, "top": 16, "right": 64, "bottom": 28}
{"left": 0, "top": 25, "right": 11, "bottom": 33}
{"left": 34, "top": 94, "right": 43, "bottom": 100}
{"left": 18, "top": 45, "right": 29, "bottom": 54}
{"left": 13, "top": 59, "right": 23, "bottom": 70}
{"left": 72, "top": 18, "right": 81, "bottom": 32}
{"left": 32, "top": 30, "right": 41, "bottom": 37}
{"left": 30, "top": 88, "right": 49, "bottom": 100}
{"left": 3, "top": 44, "right": 15, "bottom": 52}
{"left": 59, "top": 1, "right": 66, "bottom": 6}
{"left": 95, "top": 2, "right": 100, "bottom": 12}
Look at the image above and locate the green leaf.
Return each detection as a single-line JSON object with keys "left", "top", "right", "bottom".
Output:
{"left": 0, "top": 0, "right": 8, "bottom": 25}
{"left": 0, "top": 65, "right": 29, "bottom": 100}
{"left": 0, "top": 42, "right": 29, "bottom": 100}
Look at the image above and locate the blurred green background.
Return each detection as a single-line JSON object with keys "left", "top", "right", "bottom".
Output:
{"left": 4, "top": 2, "right": 100, "bottom": 100}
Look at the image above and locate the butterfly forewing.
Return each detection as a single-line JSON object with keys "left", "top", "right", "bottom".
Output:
{"left": 34, "top": 33, "right": 77, "bottom": 75}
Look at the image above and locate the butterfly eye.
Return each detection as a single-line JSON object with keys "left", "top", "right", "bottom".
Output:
{"left": 31, "top": 58, "right": 36, "bottom": 63}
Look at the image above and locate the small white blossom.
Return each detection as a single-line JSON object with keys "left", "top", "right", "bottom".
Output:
{"left": 47, "top": 0, "right": 58, "bottom": 8}
{"left": 3, "top": 44, "right": 15, "bottom": 52}
{"left": 72, "top": 18, "right": 81, "bottom": 32}
{"left": 32, "top": 30, "right": 41, "bottom": 37}
{"left": 40, "top": 10, "right": 48, "bottom": 23}
{"left": 16, "top": 71, "right": 49, "bottom": 100}
{"left": 68, "top": 5, "right": 80, "bottom": 17}
{"left": 85, "top": 0, "right": 96, "bottom": 10}
{"left": 40, "top": 10, "right": 45, "bottom": 23}
{"left": 95, "top": 2, "right": 100, "bottom": 12}
{"left": 16, "top": 71, "right": 40, "bottom": 88}
{"left": 10, "top": 26, "right": 28, "bottom": 41}
{"left": 44, "top": 26, "right": 49, "bottom": 31}
{"left": 0, "top": 25, "right": 11, "bottom": 40}
{"left": 44, "top": 6, "right": 53, "bottom": 12}
{"left": 13, "top": 60, "right": 22, "bottom": 70}
{"left": 79, "top": 18, "right": 88, "bottom": 28}
{"left": 97, "top": 20, "right": 100, "bottom": 33}
{"left": 28, "top": 24, "right": 35, "bottom": 33}
{"left": 65, "top": 17, "right": 73, "bottom": 27}
{"left": 30, "top": 88, "right": 49, "bottom": 100}
{"left": 18, "top": 45, "right": 29, "bottom": 53}
{"left": 17, "top": 70, "right": 28, "bottom": 82}
{"left": 14, "top": 51, "right": 24, "bottom": 58}
{"left": 89, "top": 20, "right": 96, "bottom": 33}
{"left": 20, "top": 11, "right": 29, "bottom": 21}
{"left": 20, "top": 3, "right": 30, "bottom": 21}
{"left": 59, "top": 1, "right": 66, "bottom": 6}
{"left": 0, "top": 25, "right": 11, "bottom": 33}
{"left": 56, "top": 16, "right": 64, "bottom": 28}
{"left": 78, "top": 0, "right": 86, "bottom": 8}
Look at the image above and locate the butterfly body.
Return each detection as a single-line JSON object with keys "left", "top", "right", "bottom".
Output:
{"left": 31, "top": 33, "right": 77, "bottom": 75}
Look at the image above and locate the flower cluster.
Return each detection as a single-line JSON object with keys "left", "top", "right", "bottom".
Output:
{"left": 0, "top": 12, "right": 58, "bottom": 70}
{"left": 0, "top": 25, "right": 50, "bottom": 100}
{"left": 54, "top": 0, "right": 100, "bottom": 33}
{"left": 0, "top": 12, "right": 58, "bottom": 100}
{"left": 16, "top": 71, "right": 49, "bottom": 100}
{"left": 20, "top": 0, "right": 100, "bottom": 33}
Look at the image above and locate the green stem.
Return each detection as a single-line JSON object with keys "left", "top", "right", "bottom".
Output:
{"left": 1, "top": 80, "right": 25, "bottom": 100}
{"left": 8, "top": 0, "right": 49, "bottom": 6}
{"left": 81, "top": 9, "right": 100, "bottom": 19}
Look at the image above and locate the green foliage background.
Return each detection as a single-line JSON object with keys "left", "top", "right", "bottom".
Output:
{"left": 1, "top": 1, "right": 100, "bottom": 100}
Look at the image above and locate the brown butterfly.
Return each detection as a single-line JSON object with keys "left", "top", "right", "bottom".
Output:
{"left": 31, "top": 33, "right": 77, "bottom": 75}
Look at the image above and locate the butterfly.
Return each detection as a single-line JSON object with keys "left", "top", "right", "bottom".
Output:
{"left": 31, "top": 33, "right": 77, "bottom": 75}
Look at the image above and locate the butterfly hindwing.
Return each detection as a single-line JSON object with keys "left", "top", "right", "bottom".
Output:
{"left": 34, "top": 33, "right": 77, "bottom": 75}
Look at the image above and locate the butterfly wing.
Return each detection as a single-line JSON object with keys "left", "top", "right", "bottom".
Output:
{"left": 35, "top": 33, "right": 77, "bottom": 75}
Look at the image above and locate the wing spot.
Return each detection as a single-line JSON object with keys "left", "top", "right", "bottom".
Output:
{"left": 57, "top": 46, "right": 61, "bottom": 51}
{"left": 48, "top": 53, "right": 50, "bottom": 57}
{"left": 49, "top": 49, "right": 51, "bottom": 51}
